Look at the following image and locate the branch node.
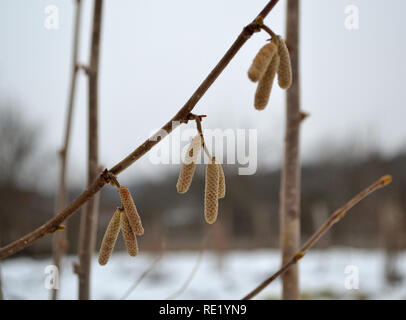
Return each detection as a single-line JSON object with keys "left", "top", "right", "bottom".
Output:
{"left": 300, "top": 111, "right": 310, "bottom": 122}
{"left": 294, "top": 251, "right": 305, "bottom": 261}
{"left": 102, "top": 169, "right": 120, "bottom": 188}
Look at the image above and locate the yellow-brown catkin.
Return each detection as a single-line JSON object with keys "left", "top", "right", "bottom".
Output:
{"left": 176, "top": 135, "right": 202, "bottom": 194}
{"left": 98, "top": 208, "right": 121, "bottom": 266}
{"left": 204, "top": 159, "right": 219, "bottom": 224}
{"left": 248, "top": 43, "right": 277, "bottom": 83}
{"left": 120, "top": 209, "right": 138, "bottom": 257}
{"left": 276, "top": 37, "right": 292, "bottom": 89}
{"left": 217, "top": 164, "right": 225, "bottom": 199}
{"left": 254, "top": 54, "right": 280, "bottom": 110}
{"left": 119, "top": 186, "right": 144, "bottom": 236}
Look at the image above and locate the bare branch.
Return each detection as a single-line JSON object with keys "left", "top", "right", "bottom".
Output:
{"left": 242, "top": 175, "right": 392, "bottom": 300}
{"left": 52, "top": 0, "right": 83, "bottom": 300}
{"left": 76, "top": 0, "right": 103, "bottom": 300}
{"left": 279, "top": 0, "right": 301, "bottom": 299}
{"left": 121, "top": 240, "right": 166, "bottom": 300}
{"left": 0, "top": 0, "right": 280, "bottom": 260}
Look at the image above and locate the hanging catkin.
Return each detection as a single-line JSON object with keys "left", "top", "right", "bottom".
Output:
{"left": 248, "top": 43, "right": 277, "bottom": 82}
{"left": 217, "top": 164, "right": 226, "bottom": 199}
{"left": 176, "top": 135, "right": 202, "bottom": 194}
{"left": 276, "top": 36, "right": 292, "bottom": 89}
{"left": 204, "top": 159, "right": 219, "bottom": 224}
{"left": 120, "top": 209, "right": 138, "bottom": 257}
{"left": 254, "top": 54, "right": 280, "bottom": 110}
{"left": 119, "top": 186, "right": 144, "bottom": 236}
{"left": 98, "top": 208, "right": 121, "bottom": 266}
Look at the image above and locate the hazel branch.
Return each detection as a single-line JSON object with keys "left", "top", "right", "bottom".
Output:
{"left": 242, "top": 175, "right": 392, "bottom": 300}
{"left": 0, "top": 0, "right": 281, "bottom": 260}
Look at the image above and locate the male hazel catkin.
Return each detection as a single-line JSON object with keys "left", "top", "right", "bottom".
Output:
{"left": 254, "top": 54, "right": 280, "bottom": 110}
{"left": 218, "top": 164, "right": 226, "bottom": 199}
{"left": 119, "top": 186, "right": 144, "bottom": 236}
{"left": 120, "top": 209, "right": 138, "bottom": 257}
{"left": 98, "top": 208, "right": 121, "bottom": 265}
{"left": 276, "top": 36, "right": 292, "bottom": 89}
{"left": 176, "top": 135, "right": 202, "bottom": 194}
{"left": 248, "top": 42, "right": 277, "bottom": 82}
{"left": 204, "top": 159, "right": 219, "bottom": 224}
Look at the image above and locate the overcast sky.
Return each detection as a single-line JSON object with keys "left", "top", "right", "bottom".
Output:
{"left": 0, "top": 0, "right": 405, "bottom": 190}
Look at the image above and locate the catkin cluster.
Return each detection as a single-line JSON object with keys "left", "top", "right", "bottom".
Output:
{"left": 98, "top": 186, "right": 143, "bottom": 265}
{"left": 204, "top": 158, "right": 226, "bottom": 224}
{"left": 248, "top": 35, "right": 292, "bottom": 110}
{"left": 177, "top": 135, "right": 226, "bottom": 224}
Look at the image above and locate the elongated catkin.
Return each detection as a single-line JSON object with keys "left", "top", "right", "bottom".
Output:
{"left": 98, "top": 208, "right": 121, "bottom": 265}
{"left": 277, "top": 36, "right": 292, "bottom": 89}
{"left": 204, "top": 160, "right": 219, "bottom": 224}
{"left": 176, "top": 135, "right": 202, "bottom": 194}
{"left": 254, "top": 54, "right": 280, "bottom": 110}
{"left": 248, "top": 43, "right": 277, "bottom": 83}
{"left": 120, "top": 209, "right": 138, "bottom": 257}
{"left": 184, "top": 135, "right": 202, "bottom": 165}
{"left": 217, "top": 164, "right": 225, "bottom": 199}
{"left": 119, "top": 186, "right": 144, "bottom": 235}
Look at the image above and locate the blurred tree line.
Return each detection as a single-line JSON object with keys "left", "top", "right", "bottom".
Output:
{"left": 0, "top": 106, "right": 405, "bottom": 264}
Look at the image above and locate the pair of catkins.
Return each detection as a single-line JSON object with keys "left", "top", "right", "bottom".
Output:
{"left": 176, "top": 135, "right": 225, "bottom": 224}
{"left": 248, "top": 35, "right": 292, "bottom": 110}
{"left": 98, "top": 186, "right": 144, "bottom": 265}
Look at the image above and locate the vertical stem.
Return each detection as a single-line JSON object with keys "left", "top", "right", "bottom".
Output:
{"left": 77, "top": 0, "right": 103, "bottom": 300}
{"left": 279, "top": 0, "right": 301, "bottom": 300}
{"left": 51, "top": 0, "right": 82, "bottom": 300}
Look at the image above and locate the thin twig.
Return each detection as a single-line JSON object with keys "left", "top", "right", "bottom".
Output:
{"left": 260, "top": 25, "right": 276, "bottom": 38}
{"left": 121, "top": 240, "right": 166, "bottom": 300}
{"left": 0, "top": 0, "right": 280, "bottom": 260}
{"left": 51, "top": 0, "right": 83, "bottom": 300}
{"left": 242, "top": 175, "right": 392, "bottom": 300}
{"left": 166, "top": 230, "right": 211, "bottom": 300}
{"left": 279, "top": 0, "right": 301, "bottom": 299}
{"left": 77, "top": 0, "right": 103, "bottom": 300}
{"left": 194, "top": 115, "right": 212, "bottom": 159}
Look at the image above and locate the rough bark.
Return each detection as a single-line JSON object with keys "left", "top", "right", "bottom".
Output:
{"left": 51, "top": 0, "right": 82, "bottom": 300}
{"left": 77, "top": 0, "right": 103, "bottom": 300}
{"left": 279, "top": 0, "right": 301, "bottom": 300}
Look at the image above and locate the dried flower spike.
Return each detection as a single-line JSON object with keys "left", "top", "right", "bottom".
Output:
{"left": 248, "top": 43, "right": 278, "bottom": 82}
{"left": 204, "top": 159, "right": 219, "bottom": 224}
{"left": 254, "top": 54, "right": 280, "bottom": 110}
{"left": 176, "top": 135, "right": 202, "bottom": 194}
{"left": 276, "top": 36, "right": 292, "bottom": 89}
{"left": 98, "top": 208, "right": 121, "bottom": 266}
{"left": 119, "top": 186, "right": 144, "bottom": 236}
{"left": 120, "top": 209, "right": 138, "bottom": 257}
{"left": 218, "top": 164, "right": 226, "bottom": 199}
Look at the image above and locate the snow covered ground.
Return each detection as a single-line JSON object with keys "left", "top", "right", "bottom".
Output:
{"left": 1, "top": 248, "right": 405, "bottom": 300}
